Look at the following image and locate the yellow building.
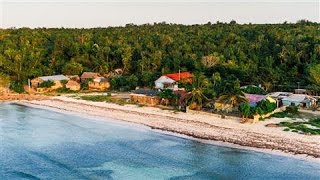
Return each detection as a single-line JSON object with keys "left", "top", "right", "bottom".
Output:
{"left": 66, "top": 80, "right": 81, "bottom": 91}
{"left": 88, "top": 77, "right": 110, "bottom": 91}
{"left": 31, "top": 75, "right": 69, "bottom": 92}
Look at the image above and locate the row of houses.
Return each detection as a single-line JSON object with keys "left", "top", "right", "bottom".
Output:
{"left": 153, "top": 72, "right": 318, "bottom": 109}
{"left": 31, "top": 72, "right": 110, "bottom": 92}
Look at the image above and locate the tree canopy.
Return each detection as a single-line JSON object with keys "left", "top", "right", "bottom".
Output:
{"left": 0, "top": 21, "right": 319, "bottom": 91}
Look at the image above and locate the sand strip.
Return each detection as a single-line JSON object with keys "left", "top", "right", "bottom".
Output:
{"left": 11, "top": 96, "right": 320, "bottom": 160}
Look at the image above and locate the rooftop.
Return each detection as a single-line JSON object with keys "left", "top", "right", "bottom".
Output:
{"left": 163, "top": 72, "right": 192, "bottom": 82}
{"left": 39, "top": 75, "right": 69, "bottom": 81}
{"left": 81, "top": 72, "right": 100, "bottom": 79}
{"left": 282, "top": 94, "right": 315, "bottom": 102}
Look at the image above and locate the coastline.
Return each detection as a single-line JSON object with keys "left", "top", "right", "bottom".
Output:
{"left": 4, "top": 96, "right": 320, "bottom": 161}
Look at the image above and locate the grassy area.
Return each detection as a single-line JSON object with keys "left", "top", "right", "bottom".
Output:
{"left": 271, "top": 106, "right": 299, "bottom": 118}
{"left": 279, "top": 118, "right": 320, "bottom": 135}
{"left": 79, "top": 95, "right": 130, "bottom": 106}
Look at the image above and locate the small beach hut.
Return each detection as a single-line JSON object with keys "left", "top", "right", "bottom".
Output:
{"left": 66, "top": 80, "right": 80, "bottom": 91}
{"left": 88, "top": 77, "right": 110, "bottom": 91}
{"left": 80, "top": 72, "right": 100, "bottom": 82}
{"left": 282, "top": 94, "right": 316, "bottom": 108}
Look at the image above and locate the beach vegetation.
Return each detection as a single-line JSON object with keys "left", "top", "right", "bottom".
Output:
{"left": 38, "top": 80, "right": 55, "bottom": 88}
{"left": 158, "top": 89, "right": 179, "bottom": 106}
{"left": 238, "top": 102, "right": 251, "bottom": 120}
{"left": 272, "top": 106, "right": 299, "bottom": 118}
{"left": 0, "top": 72, "right": 10, "bottom": 89}
{"left": 56, "top": 87, "right": 77, "bottom": 93}
{"left": 80, "top": 95, "right": 130, "bottom": 106}
{"left": 187, "top": 73, "right": 210, "bottom": 110}
{"left": 218, "top": 90, "right": 248, "bottom": 109}
{"left": 110, "top": 74, "right": 139, "bottom": 91}
{"left": 9, "top": 81, "right": 24, "bottom": 93}
{"left": 279, "top": 118, "right": 320, "bottom": 135}
{"left": 80, "top": 79, "right": 90, "bottom": 90}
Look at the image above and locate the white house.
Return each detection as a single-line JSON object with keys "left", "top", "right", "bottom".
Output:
{"left": 155, "top": 76, "right": 176, "bottom": 89}
{"left": 154, "top": 72, "right": 192, "bottom": 90}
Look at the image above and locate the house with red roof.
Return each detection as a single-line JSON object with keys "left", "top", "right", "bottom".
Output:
{"left": 155, "top": 72, "right": 192, "bottom": 90}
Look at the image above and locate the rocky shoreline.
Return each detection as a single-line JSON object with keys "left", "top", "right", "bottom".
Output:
{"left": 13, "top": 96, "right": 320, "bottom": 159}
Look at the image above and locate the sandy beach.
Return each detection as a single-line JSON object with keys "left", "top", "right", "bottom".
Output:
{"left": 5, "top": 95, "right": 318, "bottom": 160}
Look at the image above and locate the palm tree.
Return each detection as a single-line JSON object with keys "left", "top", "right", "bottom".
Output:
{"left": 187, "top": 73, "right": 210, "bottom": 110}
{"left": 218, "top": 90, "right": 248, "bottom": 110}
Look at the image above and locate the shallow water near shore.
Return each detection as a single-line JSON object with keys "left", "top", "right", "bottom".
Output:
{"left": 1, "top": 103, "right": 320, "bottom": 179}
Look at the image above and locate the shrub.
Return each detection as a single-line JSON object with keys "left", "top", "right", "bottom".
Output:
{"left": 255, "top": 99, "right": 277, "bottom": 114}
{"left": 0, "top": 73, "right": 10, "bottom": 89}
{"left": 81, "top": 95, "right": 111, "bottom": 102}
{"left": 80, "top": 80, "right": 90, "bottom": 90}
{"left": 56, "top": 87, "right": 76, "bottom": 93}
{"left": 39, "top": 80, "right": 55, "bottom": 88}
{"left": 158, "top": 89, "right": 179, "bottom": 106}
{"left": 9, "top": 81, "right": 24, "bottom": 93}
{"left": 285, "top": 106, "right": 299, "bottom": 114}
{"left": 238, "top": 103, "right": 251, "bottom": 118}
{"left": 272, "top": 111, "right": 287, "bottom": 118}
{"left": 126, "top": 74, "right": 139, "bottom": 90}
{"left": 60, "top": 80, "right": 68, "bottom": 86}
{"left": 110, "top": 75, "right": 128, "bottom": 91}
{"left": 248, "top": 99, "right": 277, "bottom": 116}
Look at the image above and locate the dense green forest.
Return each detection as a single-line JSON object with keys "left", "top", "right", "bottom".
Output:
{"left": 0, "top": 21, "right": 320, "bottom": 93}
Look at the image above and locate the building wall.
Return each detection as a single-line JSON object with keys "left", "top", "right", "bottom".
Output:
{"left": 282, "top": 100, "right": 300, "bottom": 107}
{"left": 88, "top": 82, "right": 110, "bottom": 91}
{"left": 31, "top": 78, "right": 43, "bottom": 88}
{"left": 66, "top": 84, "right": 80, "bottom": 91}
{"left": 130, "top": 94, "right": 160, "bottom": 106}
{"left": 155, "top": 76, "right": 175, "bottom": 89}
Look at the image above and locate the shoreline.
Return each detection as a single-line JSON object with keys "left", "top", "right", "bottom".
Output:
{"left": 5, "top": 101, "right": 319, "bottom": 164}
{"left": 4, "top": 96, "right": 320, "bottom": 161}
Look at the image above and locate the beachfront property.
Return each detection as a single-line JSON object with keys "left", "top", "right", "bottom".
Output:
{"left": 80, "top": 72, "right": 101, "bottom": 82}
{"left": 66, "top": 75, "right": 81, "bottom": 83}
{"left": 88, "top": 77, "right": 110, "bottom": 91}
{"left": 155, "top": 72, "right": 192, "bottom": 90}
{"left": 281, "top": 94, "right": 317, "bottom": 108}
{"left": 65, "top": 80, "right": 81, "bottom": 91}
{"left": 245, "top": 93, "right": 277, "bottom": 107}
{"left": 31, "top": 75, "right": 70, "bottom": 91}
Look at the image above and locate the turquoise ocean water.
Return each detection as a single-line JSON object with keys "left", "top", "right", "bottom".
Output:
{"left": 0, "top": 103, "right": 319, "bottom": 179}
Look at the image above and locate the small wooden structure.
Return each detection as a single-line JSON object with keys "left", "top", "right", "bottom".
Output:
{"left": 88, "top": 77, "right": 110, "bottom": 91}
{"left": 66, "top": 80, "right": 81, "bottom": 91}
{"left": 81, "top": 72, "right": 100, "bottom": 82}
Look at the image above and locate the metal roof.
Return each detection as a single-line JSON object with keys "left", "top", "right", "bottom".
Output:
{"left": 282, "top": 94, "right": 313, "bottom": 102}
{"left": 39, "top": 75, "right": 69, "bottom": 81}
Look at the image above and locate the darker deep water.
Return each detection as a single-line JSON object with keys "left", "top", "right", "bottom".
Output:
{"left": 0, "top": 103, "right": 319, "bottom": 179}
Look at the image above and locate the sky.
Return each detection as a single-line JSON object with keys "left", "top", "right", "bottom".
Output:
{"left": 0, "top": 0, "right": 319, "bottom": 28}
